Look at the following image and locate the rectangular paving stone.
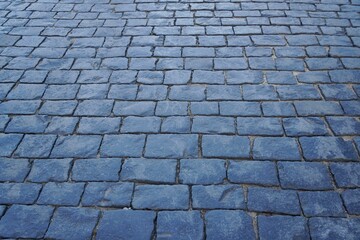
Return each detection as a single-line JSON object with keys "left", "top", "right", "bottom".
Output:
{"left": 45, "top": 117, "right": 78, "bottom": 135}
{"left": 157, "top": 211, "right": 204, "bottom": 240}
{"left": 133, "top": 185, "right": 189, "bottom": 210}
{"left": 51, "top": 135, "right": 102, "bottom": 158}
{"left": 300, "top": 137, "right": 358, "bottom": 161}
{"left": 259, "top": 216, "right": 310, "bottom": 240}
{"left": 46, "top": 207, "right": 99, "bottom": 240}
{"left": 309, "top": 218, "right": 360, "bottom": 240}
{"left": 101, "top": 135, "right": 145, "bottom": 157}
{"left": 15, "top": 135, "right": 56, "bottom": 158}
{"left": 28, "top": 159, "right": 71, "bottom": 182}
{"left": 74, "top": 100, "right": 113, "bottom": 116}
{"left": 202, "top": 135, "right": 250, "bottom": 158}
{"left": 37, "top": 182, "right": 84, "bottom": 206}
{"left": 0, "top": 134, "right": 23, "bottom": 157}
{"left": 0, "top": 183, "right": 42, "bottom": 204}
{"left": 220, "top": 101, "right": 261, "bottom": 116}
{"left": 161, "top": 116, "right": 190, "bottom": 133}
{"left": 299, "top": 191, "right": 345, "bottom": 217}
{"left": 237, "top": 117, "right": 283, "bottom": 136}
{"left": 206, "top": 210, "right": 255, "bottom": 240}
{"left": 0, "top": 158, "right": 30, "bottom": 182}
{"left": 0, "top": 100, "right": 41, "bottom": 114}
{"left": 192, "top": 116, "right": 235, "bottom": 134}
{"left": 207, "top": 85, "right": 242, "bottom": 100}
{"left": 72, "top": 158, "right": 121, "bottom": 181}
{"left": 342, "top": 189, "right": 360, "bottom": 214}
{"left": 0, "top": 205, "right": 54, "bottom": 239}
{"left": 78, "top": 117, "right": 120, "bottom": 134}
{"left": 96, "top": 210, "right": 155, "bottom": 240}
{"left": 228, "top": 161, "right": 279, "bottom": 186}
{"left": 330, "top": 163, "right": 360, "bottom": 188}
{"left": 121, "top": 116, "right": 160, "bottom": 133}
{"left": 82, "top": 182, "right": 134, "bottom": 207}
{"left": 253, "top": 137, "right": 301, "bottom": 160}
{"left": 169, "top": 85, "right": 206, "bottom": 101}
{"left": 248, "top": 187, "right": 301, "bottom": 215}
{"left": 278, "top": 162, "right": 333, "bottom": 190}
{"left": 39, "top": 100, "right": 77, "bottom": 115}
{"left": 283, "top": 117, "right": 328, "bottom": 136}
{"left": 121, "top": 158, "right": 177, "bottom": 183}
{"left": 294, "top": 101, "right": 344, "bottom": 116}
{"left": 145, "top": 134, "right": 198, "bottom": 158}
{"left": 192, "top": 185, "right": 245, "bottom": 209}
{"left": 114, "top": 101, "right": 156, "bottom": 116}
{"left": 5, "top": 115, "right": 50, "bottom": 133}
{"left": 179, "top": 159, "right": 226, "bottom": 184}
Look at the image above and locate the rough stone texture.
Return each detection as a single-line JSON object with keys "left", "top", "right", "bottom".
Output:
{"left": 0, "top": 0, "right": 359, "bottom": 237}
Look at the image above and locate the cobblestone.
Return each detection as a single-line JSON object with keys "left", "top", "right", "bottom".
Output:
{"left": 0, "top": 0, "right": 359, "bottom": 238}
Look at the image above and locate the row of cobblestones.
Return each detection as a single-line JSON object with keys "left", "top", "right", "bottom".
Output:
{"left": 1, "top": 0, "right": 360, "bottom": 238}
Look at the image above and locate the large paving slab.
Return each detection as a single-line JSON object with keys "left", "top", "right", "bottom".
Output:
{"left": 0, "top": 0, "right": 359, "bottom": 238}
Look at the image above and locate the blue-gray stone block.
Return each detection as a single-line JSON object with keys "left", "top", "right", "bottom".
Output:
{"left": 192, "top": 185, "right": 245, "bottom": 209}
{"left": 192, "top": 116, "right": 235, "bottom": 134}
{"left": 82, "top": 182, "right": 134, "bottom": 207}
{"left": 262, "top": 102, "right": 296, "bottom": 116}
{"left": 206, "top": 210, "right": 255, "bottom": 240}
{"left": 46, "top": 207, "right": 99, "bottom": 240}
{"left": 202, "top": 135, "right": 250, "bottom": 158}
{"left": 309, "top": 218, "right": 360, "bottom": 240}
{"left": 299, "top": 191, "right": 345, "bottom": 217}
{"left": 6, "top": 115, "right": 50, "bottom": 133}
{"left": 253, "top": 137, "right": 301, "bottom": 160}
{"left": 0, "top": 100, "right": 40, "bottom": 114}
{"left": 51, "top": 135, "right": 102, "bottom": 158}
{"left": 37, "top": 182, "right": 84, "bottom": 206}
{"left": 0, "top": 183, "right": 42, "bottom": 204}
{"left": 342, "top": 189, "right": 360, "bottom": 214}
{"left": 283, "top": 117, "right": 328, "bottom": 136}
{"left": 0, "top": 134, "right": 23, "bottom": 157}
{"left": 145, "top": 134, "right": 198, "bottom": 158}
{"left": 157, "top": 211, "right": 204, "bottom": 240}
{"left": 191, "top": 102, "right": 218, "bottom": 115}
{"left": 169, "top": 85, "right": 206, "bottom": 101}
{"left": 45, "top": 117, "right": 78, "bottom": 134}
{"left": 220, "top": 101, "right": 261, "bottom": 116}
{"left": 96, "top": 210, "right": 155, "bottom": 240}
{"left": 133, "top": 185, "right": 189, "bottom": 210}
{"left": 258, "top": 215, "right": 310, "bottom": 240}
{"left": 0, "top": 205, "right": 54, "bottom": 239}
{"left": 114, "top": 101, "right": 156, "bottom": 116}
{"left": 327, "top": 117, "right": 360, "bottom": 135}
{"left": 72, "top": 158, "right": 122, "bottom": 181}
{"left": 207, "top": 85, "right": 242, "bottom": 100}
{"left": 330, "top": 163, "right": 360, "bottom": 187}
{"left": 278, "top": 162, "right": 333, "bottom": 190}
{"left": 101, "top": 134, "right": 145, "bottom": 157}
{"left": 28, "top": 159, "right": 71, "bottom": 182}
{"left": 237, "top": 117, "right": 283, "bottom": 136}
{"left": 294, "top": 101, "right": 343, "bottom": 116}
{"left": 228, "top": 161, "right": 279, "bottom": 186}
{"left": 180, "top": 159, "right": 226, "bottom": 184}
{"left": 15, "top": 134, "right": 56, "bottom": 158}
{"left": 121, "top": 158, "right": 177, "bottom": 183}
{"left": 78, "top": 117, "right": 120, "bottom": 134}
{"left": 74, "top": 100, "right": 113, "bottom": 116}
{"left": 161, "top": 116, "right": 191, "bottom": 133}
{"left": 121, "top": 116, "right": 161, "bottom": 133}
{"left": 0, "top": 158, "right": 30, "bottom": 182}
{"left": 300, "top": 137, "right": 358, "bottom": 161}
{"left": 248, "top": 187, "right": 301, "bottom": 214}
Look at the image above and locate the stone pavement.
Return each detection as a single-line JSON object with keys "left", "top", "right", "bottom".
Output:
{"left": 0, "top": 0, "right": 360, "bottom": 239}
